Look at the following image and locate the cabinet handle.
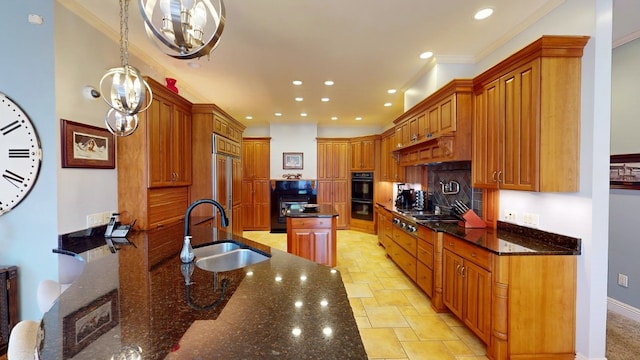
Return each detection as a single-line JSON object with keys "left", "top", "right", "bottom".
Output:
{"left": 456, "top": 264, "right": 461, "bottom": 274}
{"left": 449, "top": 242, "right": 454, "bottom": 247}
{"left": 461, "top": 266, "right": 466, "bottom": 278}
{"left": 497, "top": 171, "right": 503, "bottom": 183}
{"left": 492, "top": 171, "right": 497, "bottom": 182}
{"left": 471, "top": 253, "right": 476, "bottom": 257}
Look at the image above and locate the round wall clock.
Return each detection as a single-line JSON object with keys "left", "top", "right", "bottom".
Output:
{"left": 0, "top": 93, "right": 42, "bottom": 215}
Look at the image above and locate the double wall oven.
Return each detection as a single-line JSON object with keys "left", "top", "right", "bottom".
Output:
{"left": 351, "top": 172, "right": 373, "bottom": 221}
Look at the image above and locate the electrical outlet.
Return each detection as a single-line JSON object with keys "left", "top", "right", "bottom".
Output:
{"left": 523, "top": 213, "right": 540, "bottom": 228}
{"left": 618, "top": 273, "right": 629, "bottom": 288}
{"left": 504, "top": 209, "right": 517, "bottom": 222}
{"left": 86, "top": 213, "right": 104, "bottom": 228}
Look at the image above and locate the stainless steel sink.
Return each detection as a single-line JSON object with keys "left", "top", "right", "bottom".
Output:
{"left": 195, "top": 248, "right": 270, "bottom": 272}
{"left": 193, "top": 241, "right": 241, "bottom": 259}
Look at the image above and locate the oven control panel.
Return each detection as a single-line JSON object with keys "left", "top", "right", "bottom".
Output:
{"left": 392, "top": 217, "right": 417, "bottom": 234}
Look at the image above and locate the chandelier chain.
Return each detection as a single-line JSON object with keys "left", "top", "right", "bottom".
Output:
{"left": 119, "top": 0, "right": 130, "bottom": 66}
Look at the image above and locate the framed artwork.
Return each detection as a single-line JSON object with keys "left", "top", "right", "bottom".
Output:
{"left": 63, "top": 289, "right": 119, "bottom": 358}
{"left": 61, "top": 119, "right": 115, "bottom": 169}
{"left": 610, "top": 153, "right": 640, "bottom": 190}
{"left": 283, "top": 152, "right": 303, "bottom": 170}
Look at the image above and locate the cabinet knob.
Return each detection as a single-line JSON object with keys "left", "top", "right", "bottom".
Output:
{"left": 471, "top": 253, "right": 476, "bottom": 257}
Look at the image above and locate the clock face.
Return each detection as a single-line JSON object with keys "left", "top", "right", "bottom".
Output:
{"left": 0, "top": 93, "right": 42, "bottom": 215}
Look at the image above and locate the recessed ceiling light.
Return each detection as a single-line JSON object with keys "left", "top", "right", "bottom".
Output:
{"left": 387, "top": 89, "right": 397, "bottom": 94}
{"left": 295, "top": 97, "right": 304, "bottom": 102}
{"left": 324, "top": 80, "right": 334, "bottom": 86}
{"left": 384, "top": 102, "right": 392, "bottom": 107}
{"left": 419, "top": 51, "right": 433, "bottom": 60}
{"left": 331, "top": 116, "right": 338, "bottom": 121}
{"left": 292, "top": 80, "right": 303, "bottom": 85}
{"left": 355, "top": 116, "right": 362, "bottom": 121}
{"left": 300, "top": 113, "right": 307, "bottom": 117}
{"left": 245, "top": 116, "right": 253, "bottom": 120}
{"left": 474, "top": 8, "right": 494, "bottom": 20}
{"left": 275, "top": 112, "right": 282, "bottom": 116}
{"left": 321, "top": 97, "right": 330, "bottom": 102}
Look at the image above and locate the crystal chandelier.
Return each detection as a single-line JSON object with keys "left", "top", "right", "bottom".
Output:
{"left": 100, "top": 0, "right": 152, "bottom": 137}
{"left": 139, "top": 0, "right": 226, "bottom": 59}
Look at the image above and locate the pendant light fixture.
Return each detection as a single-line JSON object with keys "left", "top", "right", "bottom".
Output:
{"left": 139, "top": 0, "right": 226, "bottom": 60}
{"left": 100, "top": 0, "right": 152, "bottom": 137}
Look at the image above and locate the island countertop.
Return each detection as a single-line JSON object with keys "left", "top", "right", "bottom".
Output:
{"left": 285, "top": 203, "right": 339, "bottom": 218}
{"left": 42, "top": 221, "right": 367, "bottom": 359}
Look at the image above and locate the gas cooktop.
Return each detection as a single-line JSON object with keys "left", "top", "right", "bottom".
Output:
{"left": 395, "top": 209, "right": 459, "bottom": 223}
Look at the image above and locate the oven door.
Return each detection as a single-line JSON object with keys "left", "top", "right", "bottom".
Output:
{"left": 351, "top": 178, "right": 373, "bottom": 201}
{"left": 351, "top": 199, "right": 374, "bottom": 221}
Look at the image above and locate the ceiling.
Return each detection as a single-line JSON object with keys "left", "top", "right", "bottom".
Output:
{"left": 60, "top": 0, "right": 639, "bottom": 129}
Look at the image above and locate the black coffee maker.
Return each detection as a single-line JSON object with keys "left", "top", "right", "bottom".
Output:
{"left": 395, "top": 184, "right": 414, "bottom": 209}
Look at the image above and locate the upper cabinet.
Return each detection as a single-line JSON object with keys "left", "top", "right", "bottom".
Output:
{"left": 393, "top": 79, "right": 474, "bottom": 166}
{"left": 117, "top": 77, "right": 193, "bottom": 230}
{"left": 380, "top": 128, "right": 404, "bottom": 182}
{"left": 350, "top": 135, "right": 378, "bottom": 171}
{"left": 472, "top": 35, "right": 589, "bottom": 192}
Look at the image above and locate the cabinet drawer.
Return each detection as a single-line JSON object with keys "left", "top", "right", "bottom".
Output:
{"left": 417, "top": 261, "right": 433, "bottom": 297}
{"left": 417, "top": 239, "right": 434, "bottom": 269}
{"left": 443, "top": 234, "right": 491, "bottom": 270}
{"left": 388, "top": 241, "right": 416, "bottom": 282}
{"left": 148, "top": 187, "right": 189, "bottom": 228}
{"left": 290, "top": 217, "right": 332, "bottom": 229}
{"left": 417, "top": 225, "right": 434, "bottom": 245}
{"left": 392, "top": 228, "right": 417, "bottom": 255}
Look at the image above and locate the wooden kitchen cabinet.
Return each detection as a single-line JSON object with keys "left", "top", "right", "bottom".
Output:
{"left": 442, "top": 234, "right": 492, "bottom": 344}
{"left": 379, "top": 128, "right": 404, "bottom": 182}
{"left": 287, "top": 217, "right": 337, "bottom": 267}
{"left": 317, "top": 139, "right": 349, "bottom": 229}
{"left": 389, "top": 227, "right": 417, "bottom": 282}
{"left": 349, "top": 135, "right": 378, "bottom": 171}
{"left": 416, "top": 226, "right": 434, "bottom": 298}
{"left": 242, "top": 138, "right": 271, "bottom": 230}
{"left": 394, "top": 79, "right": 473, "bottom": 167}
{"left": 472, "top": 35, "right": 589, "bottom": 192}
{"left": 191, "top": 104, "right": 245, "bottom": 236}
{"left": 117, "top": 77, "right": 192, "bottom": 230}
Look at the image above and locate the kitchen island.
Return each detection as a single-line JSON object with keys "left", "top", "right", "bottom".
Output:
{"left": 42, "top": 221, "right": 367, "bottom": 359}
{"left": 285, "top": 204, "right": 339, "bottom": 267}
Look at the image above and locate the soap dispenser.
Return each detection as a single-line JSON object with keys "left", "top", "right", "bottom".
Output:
{"left": 180, "top": 235, "right": 194, "bottom": 263}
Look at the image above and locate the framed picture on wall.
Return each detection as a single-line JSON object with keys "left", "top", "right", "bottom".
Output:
{"left": 61, "top": 119, "right": 115, "bottom": 169}
{"left": 283, "top": 152, "right": 303, "bottom": 170}
{"left": 610, "top": 153, "right": 640, "bottom": 190}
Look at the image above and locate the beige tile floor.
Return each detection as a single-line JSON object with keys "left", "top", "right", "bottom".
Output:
{"left": 242, "top": 229, "right": 489, "bottom": 360}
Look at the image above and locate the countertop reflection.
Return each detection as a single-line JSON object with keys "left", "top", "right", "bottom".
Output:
{"left": 42, "top": 222, "right": 367, "bottom": 359}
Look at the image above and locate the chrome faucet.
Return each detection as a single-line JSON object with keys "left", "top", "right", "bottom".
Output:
{"left": 184, "top": 198, "right": 229, "bottom": 238}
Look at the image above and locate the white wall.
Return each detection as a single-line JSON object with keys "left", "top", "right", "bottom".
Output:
{"left": 269, "top": 124, "right": 318, "bottom": 179}
{"left": 608, "top": 37, "right": 640, "bottom": 310}
{"left": 0, "top": 1, "right": 58, "bottom": 321}
{"left": 402, "top": 0, "right": 611, "bottom": 357}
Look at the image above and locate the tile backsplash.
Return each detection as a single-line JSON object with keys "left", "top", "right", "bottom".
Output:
{"left": 427, "top": 161, "right": 482, "bottom": 217}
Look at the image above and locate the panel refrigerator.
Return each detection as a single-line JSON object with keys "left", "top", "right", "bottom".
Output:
{"left": 212, "top": 134, "right": 240, "bottom": 232}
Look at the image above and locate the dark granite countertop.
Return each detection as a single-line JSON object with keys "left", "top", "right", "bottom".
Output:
{"left": 43, "top": 222, "right": 367, "bottom": 359}
{"left": 379, "top": 204, "right": 580, "bottom": 256}
{"left": 285, "top": 204, "right": 339, "bottom": 218}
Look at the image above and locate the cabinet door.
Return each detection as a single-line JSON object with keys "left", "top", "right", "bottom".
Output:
{"left": 350, "top": 141, "right": 362, "bottom": 171}
{"left": 231, "top": 203, "right": 243, "bottom": 236}
{"left": 472, "top": 80, "right": 500, "bottom": 189}
{"left": 333, "top": 180, "right": 350, "bottom": 228}
{"left": 242, "top": 141, "right": 254, "bottom": 179}
{"left": 254, "top": 180, "right": 271, "bottom": 229}
{"left": 462, "top": 260, "right": 492, "bottom": 344}
{"left": 215, "top": 155, "right": 228, "bottom": 210}
{"left": 442, "top": 249, "right": 464, "bottom": 319}
{"left": 289, "top": 228, "right": 333, "bottom": 266}
{"left": 500, "top": 60, "right": 539, "bottom": 191}
{"left": 148, "top": 97, "right": 174, "bottom": 187}
{"left": 361, "top": 139, "right": 375, "bottom": 170}
{"left": 379, "top": 135, "right": 390, "bottom": 181}
{"left": 332, "top": 142, "right": 349, "bottom": 179}
{"left": 170, "top": 104, "right": 192, "bottom": 186}
{"left": 241, "top": 180, "right": 255, "bottom": 228}
{"left": 232, "top": 157, "right": 242, "bottom": 206}
{"left": 438, "top": 95, "right": 456, "bottom": 134}
{"left": 254, "top": 141, "right": 270, "bottom": 179}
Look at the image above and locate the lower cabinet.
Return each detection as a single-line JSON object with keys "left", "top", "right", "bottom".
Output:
{"left": 286, "top": 217, "right": 337, "bottom": 267}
